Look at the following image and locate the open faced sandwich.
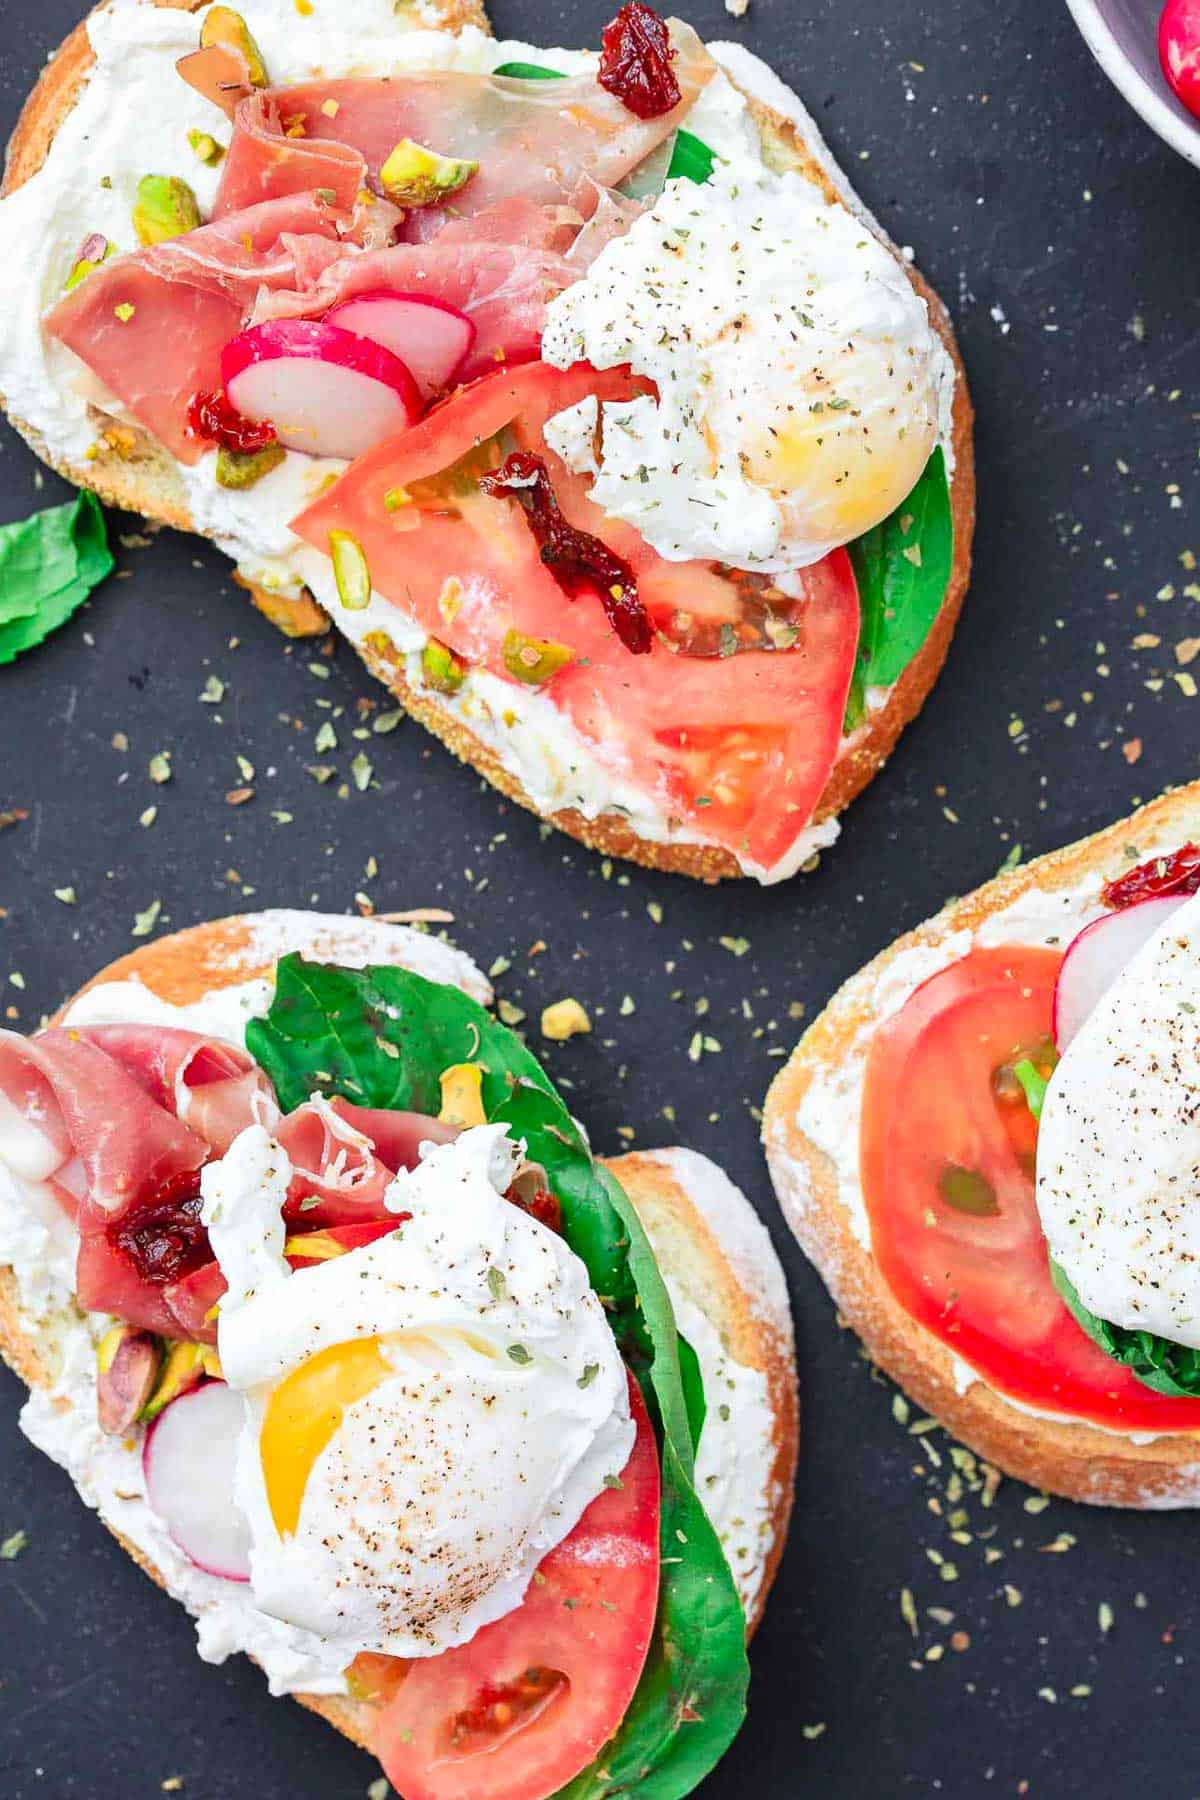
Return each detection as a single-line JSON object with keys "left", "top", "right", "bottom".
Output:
{"left": 764, "top": 786, "right": 1200, "bottom": 1508}
{"left": 0, "top": 909, "right": 796, "bottom": 1799}
{"left": 0, "top": 0, "right": 973, "bottom": 882}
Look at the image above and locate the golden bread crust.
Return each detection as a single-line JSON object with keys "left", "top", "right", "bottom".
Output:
{"left": 764, "top": 783, "right": 1200, "bottom": 1507}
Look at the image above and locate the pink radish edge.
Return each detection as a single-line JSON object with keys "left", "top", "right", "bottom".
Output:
{"left": 324, "top": 290, "right": 475, "bottom": 402}
{"left": 221, "top": 319, "right": 422, "bottom": 462}
{"left": 143, "top": 1380, "right": 252, "bottom": 1582}
{"left": 1052, "top": 894, "right": 1189, "bottom": 1052}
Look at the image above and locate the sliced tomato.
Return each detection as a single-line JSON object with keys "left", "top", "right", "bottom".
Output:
{"left": 376, "top": 1371, "right": 660, "bottom": 1800}
{"left": 292, "top": 362, "right": 859, "bottom": 873}
{"left": 861, "top": 945, "right": 1200, "bottom": 1430}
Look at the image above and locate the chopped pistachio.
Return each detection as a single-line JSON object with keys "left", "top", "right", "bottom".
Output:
{"left": 380, "top": 138, "right": 478, "bottom": 207}
{"left": 420, "top": 638, "right": 467, "bottom": 695}
{"left": 502, "top": 628, "right": 574, "bottom": 687}
{"left": 200, "top": 6, "right": 268, "bottom": 85}
{"left": 329, "top": 529, "right": 371, "bottom": 610}
{"left": 216, "top": 441, "right": 285, "bottom": 490}
{"left": 187, "top": 128, "right": 225, "bottom": 166}
{"left": 65, "top": 235, "right": 115, "bottom": 291}
{"left": 133, "top": 175, "right": 202, "bottom": 247}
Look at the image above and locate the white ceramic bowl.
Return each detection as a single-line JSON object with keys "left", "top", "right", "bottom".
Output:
{"left": 1065, "top": 0, "right": 1200, "bottom": 166}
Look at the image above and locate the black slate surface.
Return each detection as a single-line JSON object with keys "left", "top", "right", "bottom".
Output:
{"left": 2, "top": 0, "right": 1199, "bottom": 1795}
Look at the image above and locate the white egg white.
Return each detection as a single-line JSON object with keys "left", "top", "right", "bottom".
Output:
{"left": 542, "top": 159, "right": 950, "bottom": 573}
{"left": 1037, "top": 890, "right": 1200, "bottom": 1347}
{"left": 202, "top": 1122, "right": 634, "bottom": 1664}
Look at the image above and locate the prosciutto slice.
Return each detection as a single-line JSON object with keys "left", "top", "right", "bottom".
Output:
{"left": 42, "top": 192, "right": 396, "bottom": 462}
{"left": 213, "top": 21, "right": 714, "bottom": 230}
{"left": 154, "top": 1096, "right": 456, "bottom": 1341}
{"left": 252, "top": 199, "right": 585, "bottom": 383}
{"left": 0, "top": 1028, "right": 210, "bottom": 1221}
{"left": 0, "top": 1025, "right": 272, "bottom": 1337}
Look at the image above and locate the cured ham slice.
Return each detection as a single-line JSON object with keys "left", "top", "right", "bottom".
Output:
{"left": 0, "top": 1028, "right": 209, "bottom": 1220}
{"left": 79, "top": 1024, "right": 277, "bottom": 1154}
{"left": 0, "top": 1024, "right": 274, "bottom": 1336}
{"left": 213, "top": 21, "right": 714, "bottom": 230}
{"left": 251, "top": 200, "right": 585, "bottom": 383}
{"left": 326, "top": 1098, "right": 459, "bottom": 1173}
{"left": 275, "top": 1095, "right": 422, "bottom": 1226}
{"left": 291, "top": 362, "right": 860, "bottom": 876}
{"left": 214, "top": 91, "right": 366, "bottom": 218}
{"left": 42, "top": 193, "right": 395, "bottom": 462}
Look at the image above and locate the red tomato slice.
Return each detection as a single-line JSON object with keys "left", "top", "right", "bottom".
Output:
{"left": 860, "top": 945, "right": 1200, "bottom": 1430}
{"left": 292, "top": 363, "right": 859, "bottom": 874}
{"left": 376, "top": 1371, "right": 660, "bottom": 1800}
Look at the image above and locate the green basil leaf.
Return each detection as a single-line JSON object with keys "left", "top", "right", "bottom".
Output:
{"left": 246, "top": 957, "right": 749, "bottom": 1797}
{"left": 1050, "top": 1260, "right": 1200, "bottom": 1398}
{"left": 677, "top": 1331, "right": 707, "bottom": 1455}
{"left": 492, "top": 59, "right": 564, "bottom": 79}
{"left": 0, "top": 491, "right": 113, "bottom": 664}
{"left": 844, "top": 447, "right": 953, "bottom": 725}
{"left": 666, "top": 127, "right": 715, "bottom": 184}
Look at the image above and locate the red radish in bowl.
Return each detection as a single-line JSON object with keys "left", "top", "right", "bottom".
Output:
{"left": 1161, "top": 0, "right": 1200, "bottom": 119}
{"left": 221, "top": 321, "right": 421, "bottom": 461}
{"left": 324, "top": 292, "right": 475, "bottom": 402}
{"left": 1053, "top": 894, "right": 1189, "bottom": 1051}
{"left": 143, "top": 1380, "right": 251, "bottom": 1582}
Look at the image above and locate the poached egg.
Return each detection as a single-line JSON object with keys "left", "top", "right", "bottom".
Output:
{"left": 1037, "top": 890, "right": 1200, "bottom": 1347}
{"left": 201, "top": 1120, "right": 634, "bottom": 1664}
{"left": 541, "top": 159, "right": 948, "bottom": 573}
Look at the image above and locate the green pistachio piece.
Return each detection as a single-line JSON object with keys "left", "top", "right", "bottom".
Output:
{"left": 329, "top": 530, "right": 372, "bottom": 611}
{"left": 421, "top": 637, "right": 467, "bottom": 694}
{"left": 188, "top": 128, "right": 225, "bottom": 166}
{"left": 200, "top": 6, "right": 268, "bottom": 86}
{"left": 216, "top": 441, "right": 285, "bottom": 490}
{"left": 501, "top": 627, "right": 574, "bottom": 686}
{"left": 65, "top": 234, "right": 115, "bottom": 291}
{"left": 380, "top": 138, "right": 479, "bottom": 207}
{"left": 133, "top": 174, "right": 202, "bottom": 246}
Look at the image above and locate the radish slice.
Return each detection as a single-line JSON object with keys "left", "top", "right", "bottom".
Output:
{"left": 221, "top": 321, "right": 422, "bottom": 461}
{"left": 1053, "top": 895, "right": 1189, "bottom": 1051}
{"left": 324, "top": 291, "right": 475, "bottom": 402}
{"left": 143, "top": 1381, "right": 252, "bottom": 1582}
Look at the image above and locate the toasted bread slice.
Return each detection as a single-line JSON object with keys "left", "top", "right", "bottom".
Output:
{"left": 763, "top": 784, "right": 1200, "bottom": 1509}
{"left": 1, "top": 1, "right": 973, "bottom": 883}
{"left": 0, "top": 908, "right": 796, "bottom": 1768}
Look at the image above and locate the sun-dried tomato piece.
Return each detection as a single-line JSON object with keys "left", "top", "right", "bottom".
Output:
{"left": 188, "top": 387, "right": 277, "bottom": 455}
{"left": 1102, "top": 842, "right": 1200, "bottom": 909}
{"left": 111, "top": 1171, "right": 211, "bottom": 1287}
{"left": 480, "top": 450, "right": 652, "bottom": 654}
{"left": 597, "top": 1, "right": 681, "bottom": 120}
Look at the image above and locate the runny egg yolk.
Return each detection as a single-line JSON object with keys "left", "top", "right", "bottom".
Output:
{"left": 260, "top": 1337, "right": 393, "bottom": 1538}
{"left": 259, "top": 1329, "right": 519, "bottom": 1537}
{"left": 737, "top": 362, "right": 936, "bottom": 550}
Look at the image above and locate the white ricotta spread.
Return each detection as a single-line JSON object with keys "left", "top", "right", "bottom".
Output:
{"left": 0, "top": 914, "right": 775, "bottom": 1685}
{"left": 0, "top": 0, "right": 951, "bottom": 882}
{"left": 1037, "top": 890, "right": 1200, "bottom": 1349}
